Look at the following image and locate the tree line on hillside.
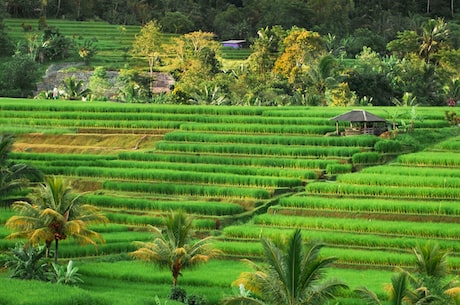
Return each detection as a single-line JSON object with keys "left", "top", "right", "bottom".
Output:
{"left": 99, "top": 17, "right": 460, "bottom": 106}
{"left": 2, "top": 0, "right": 458, "bottom": 40}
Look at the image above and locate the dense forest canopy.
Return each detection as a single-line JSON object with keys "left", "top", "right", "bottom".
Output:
{"left": 2, "top": 0, "right": 458, "bottom": 40}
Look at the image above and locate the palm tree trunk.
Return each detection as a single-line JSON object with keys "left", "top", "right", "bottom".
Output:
{"left": 45, "top": 240, "right": 52, "bottom": 258}
{"left": 54, "top": 238, "right": 59, "bottom": 264}
{"left": 55, "top": 0, "right": 62, "bottom": 18}
{"left": 172, "top": 264, "right": 180, "bottom": 286}
{"left": 427, "top": 0, "right": 430, "bottom": 13}
{"left": 76, "top": 0, "right": 81, "bottom": 20}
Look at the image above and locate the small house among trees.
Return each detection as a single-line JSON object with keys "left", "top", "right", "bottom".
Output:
{"left": 330, "top": 109, "right": 388, "bottom": 136}
{"left": 220, "top": 40, "right": 246, "bottom": 49}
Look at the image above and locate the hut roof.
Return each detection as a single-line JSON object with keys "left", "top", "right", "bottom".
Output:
{"left": 330, "top": 109, "right": 387, "bottom": 122}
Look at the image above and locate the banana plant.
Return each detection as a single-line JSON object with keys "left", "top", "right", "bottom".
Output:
{"left": 51, "top": 260, "right": 83, "bottom": 286}
{"left": 61, "top": 75, "right": 91, "bottom": 100}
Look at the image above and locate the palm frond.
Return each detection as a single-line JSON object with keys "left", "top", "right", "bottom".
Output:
{"left": 354, "top": 286, "right": 383, "bottom": 305}
{"left": 390, "top": 272, "right": 408, "bottom": 305}
{"left": 302, "top": 278, "right": 348, "bottom": 305}
{"left": 286, "top": 228, "right": 303, "bottom": 301}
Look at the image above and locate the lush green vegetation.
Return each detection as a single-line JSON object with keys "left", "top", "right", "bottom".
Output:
{"left": 1, "top": 1, "right": 460, "bottom": 303}
{"left": 2, "top": 3, "right": 460, "bottom": 108}
{"left": 1, "top": 99, "right": 459, "bottom": 304}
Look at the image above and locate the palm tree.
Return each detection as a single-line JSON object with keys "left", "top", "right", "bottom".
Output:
{"left": 223, "top": 229, "right": 348, "bottom": 305}
{"left": 443, "top": 78, "right": 460, "bottom": 105}
{"left": 355, "top": 242, "right": 460, "bottom": 305}
{"left": 0, "top": 133, "right": 43, "bottom": 206}
{"left": 405, "top": 242, "right": 460, "bottom": 304}
{"left": 418, "top": 18, "right": 449, "bottom": 64}
{"left": 305, "top": 55, "right": 340, "bottom": 105}
{"left": 6, "top": 176, "right": 108, "bottom": 263}
{"left": 355, "top": 273, "right": 410, "bottom": 305}
{"left": 130, "top": 209, "right": 220, "bottom": 287}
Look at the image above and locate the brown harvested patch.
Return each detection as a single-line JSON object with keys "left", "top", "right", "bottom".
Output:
{"left": 71, "top": 179, "right": 103, "bottom": 192}
{"left": 12, "top": 133, "right": 162, "bottom": 154}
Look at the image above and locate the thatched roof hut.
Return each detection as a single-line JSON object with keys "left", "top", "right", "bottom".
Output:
{"left": 330, "top": 109, "right": 388, "bottom": 136}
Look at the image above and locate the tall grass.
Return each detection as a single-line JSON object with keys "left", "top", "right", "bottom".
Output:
{"left": 83, "top": 195, "right": 244, "bottom": 215}
{"left": 361, "top": 165, "right": 460, "bottom": 178}
{"left": 306, "top": 182, "right": 460, "bottom": 199}
{"left": 164, "top": 131, "right": 379, "bottom": 147}
{"left": 336, "top": 173, "right": 460, "bottom": 188}
{"left": 397, "top": 152, "right": 460, "bottom": 167}
{"left": 253, "top": 214, "right": 460, "bottom": 238}
{"left": 278, "top": 195, "right": 460, "bottom": 215}
{"left": 179, "top": 122, "right": 336, "bottom": 135}
{"left": 156, "top": 141, "right": 361, "bottom": 157}
{"left": 102, "top": 180, "right": 271, "bottom": 199}
{"left": 119, "top": 152, "right": 337, "bottom": 169}
{"left": 221, "top": 225, "right": 460, "bottom": 251}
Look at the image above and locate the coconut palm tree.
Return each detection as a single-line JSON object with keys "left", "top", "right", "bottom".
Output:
{"left": 355, "top": 242, "right": 460, "bottom": 305}
{"left": 0, "top": 133, "right": 43, "bottom": 205}
{"left": 405, "top": 242, "right": 460, "bottom": 305}
{"left": 223, "top": 229, "right": 348, "bottom": 305}
{"left": 356, "top": 272, "right": 411, "bottom": 305}
{"left": 130, "top": 209, "right": 220, "bottom": 287}
{"left": 6, "top": 175, "right": 108, "bottom": 263}
{"left": 418, "top": 18, "right": 449, "bottom": 64}
{"left": 305, "top": 54, "right": 341, "bottom": 106}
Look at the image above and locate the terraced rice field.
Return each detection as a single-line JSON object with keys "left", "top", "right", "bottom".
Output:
{"left": 3, "top": 18, "right": 252, "bottom": 69}
{"left": 1, "top": 98, "right": 459, "bottom": 304}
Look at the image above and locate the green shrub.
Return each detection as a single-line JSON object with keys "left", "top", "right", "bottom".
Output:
{"left": 0, "top": 54, "right": 40, "bottom": 97}
{"left": 170, "top": 286, "right": 187, "bottom": 302}
{"left": 187, "top": 294, "right": 208, "bottom": 305}
{"left": 0, "top": 242, "right": 50, "bottom": 281}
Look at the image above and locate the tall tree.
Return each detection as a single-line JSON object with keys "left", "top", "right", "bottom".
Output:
{"left": 132, "top": 20, "right": 163, "bottom": 78}
{"left": 223, "top": 229, "right": 348, "bottom": 305}
{"left": 130, "top": 210, "right": 220, "bottom": 287}
{"left": 6, "top": 176, "right": 108, "bottom": 263}
{"left": 273, "top": 27, "right": 324, "bottom": 86}
{"left": 247, "top": 26, "right": 285, "bottom": 80}
{"left": 0, "top": 0, "right": 12, "bottom": 56}
{"left": 306, "top": 0, "right": 353, "bottom": 36}
{"left": 169, "top": 31, "right": 222, "bottom": 101}
{"left": 419, "top": 18, "right": 449, "bottom": 64}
